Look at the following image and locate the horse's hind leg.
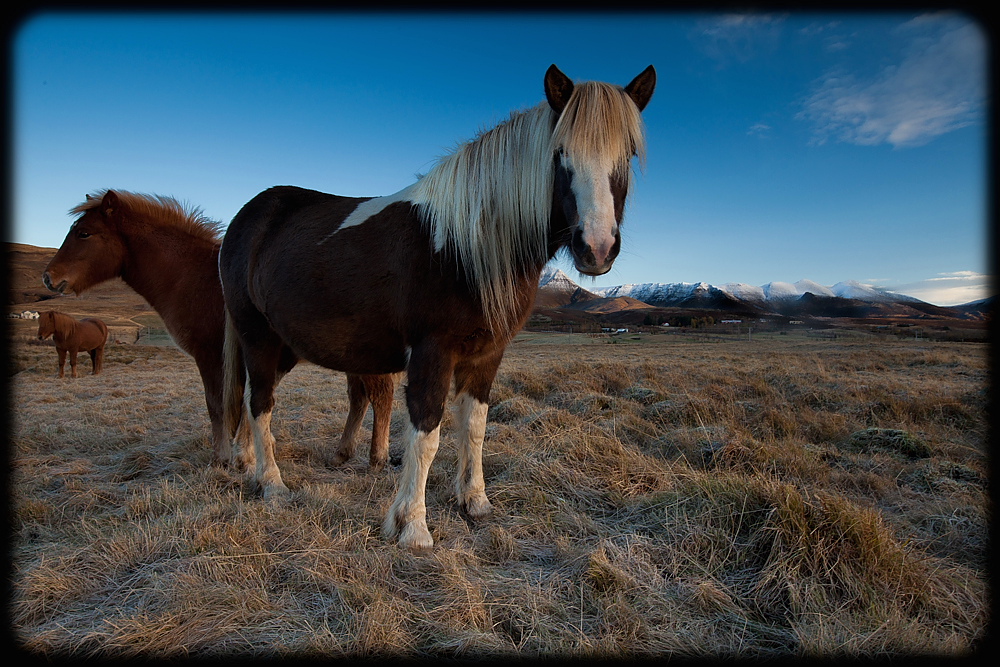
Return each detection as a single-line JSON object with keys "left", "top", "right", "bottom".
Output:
{"left": 330, "top": 374, "right": 370, "bottom": 467}
{"left": 367, "top": 373, "right": 397, "bottom": 471}
{"left": 243, "top": 340, "right": 297, "bottom": 499}
{"left": 452, "top": 352, "right": 503, "bottom": 520}
{"left": 90, "top": 346, "right": 104, "bottom": 375}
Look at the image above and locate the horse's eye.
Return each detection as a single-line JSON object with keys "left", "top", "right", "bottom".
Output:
{"left": 78, "top": 231, "right": 91, "bottom": 239}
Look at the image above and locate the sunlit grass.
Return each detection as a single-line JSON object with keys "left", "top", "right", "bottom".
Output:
{"left": 8, "top": 334, "right": 989, "bottom": 658}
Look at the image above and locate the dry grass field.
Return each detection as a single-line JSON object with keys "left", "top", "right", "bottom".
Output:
{"left": 6, "top": 328, "right": 990, "bottom": 659}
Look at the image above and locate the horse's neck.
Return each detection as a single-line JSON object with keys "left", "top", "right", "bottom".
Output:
{"left": 120, "top": 228, "right": 218, "bottom": 314}
{"left": 52, "top": 316, "right": 74, "bottom": 341}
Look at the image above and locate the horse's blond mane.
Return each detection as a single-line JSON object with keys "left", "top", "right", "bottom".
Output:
{"left": 552, "top": 81, "right": 647, "bottom": 182}
{"left": 409, "top": 81, "right": 646, "bottom": 328}
{"left": 72, "top": 190, "right": 224, "bottom": 243}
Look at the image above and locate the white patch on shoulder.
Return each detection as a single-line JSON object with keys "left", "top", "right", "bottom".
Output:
{"left": 319, "top": 183, "right": 417, "bottom": 244}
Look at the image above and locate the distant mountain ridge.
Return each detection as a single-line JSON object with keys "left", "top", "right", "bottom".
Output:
{"left": 537, "top": 268, "right": 989, "bottom": 321}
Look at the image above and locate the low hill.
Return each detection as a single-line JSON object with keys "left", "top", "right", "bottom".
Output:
{"left": 5, "top": 242, "right": 163, "bottom": 334}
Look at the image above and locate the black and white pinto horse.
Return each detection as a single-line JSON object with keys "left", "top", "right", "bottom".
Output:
{"left": 220, "top": 65, "right": 655, "bottom": 550}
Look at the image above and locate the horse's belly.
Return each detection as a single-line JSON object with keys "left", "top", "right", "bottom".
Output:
{"left": 276, "top": 314, "right": 408, "bottom": 375}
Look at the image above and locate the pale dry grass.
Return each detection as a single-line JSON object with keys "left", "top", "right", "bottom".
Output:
{"left": 7, "top": 334, "right": 989, "bottom": 658}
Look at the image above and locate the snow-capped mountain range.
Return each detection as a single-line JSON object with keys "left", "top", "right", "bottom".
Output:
{"left": 537, "top": 268, "right": 988, "bottom": 320}
{"left": 596, "top": 277, "right": 922, "bottom": 306}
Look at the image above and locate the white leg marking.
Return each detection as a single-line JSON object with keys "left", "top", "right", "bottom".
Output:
{"left": 245, "top": 389, "right": 288, "bottom": 499}
{"left": 383, "top": 422, "right": 440, "bottom": 550}
{"left": 454, "top": 393, "right": 492, "bottom": 519}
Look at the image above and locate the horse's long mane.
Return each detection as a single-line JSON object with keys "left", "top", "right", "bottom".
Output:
{"left": 71, "top": 190, "right": 224, "bottom": 244}
{"left": 409, "top": 81, "right": 647, "bottom": 327}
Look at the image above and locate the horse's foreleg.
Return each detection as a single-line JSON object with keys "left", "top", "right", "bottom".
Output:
{"left": 385, "top": 421, "right": 440, "bottom": 551}
{"left": 208, "top": 416, "right": 230, "bottom": 468}
{"left": 69, "top": 349, "right": 79, "bottom": 378}
{"left": 199, "top": 361, "right": 233, "bottom": 468}
{"left": 453, "top": 392, "right": 492, "bottom": 519}
{"left": 330, "top": 374, "right": 369, "bottom": 467}
{"left": 57, "top": 348, "right": 67, "bottom": 378}
{"left": 453, "top": 353, "right": 502, "bottom": 520}
{"left": 383, "top": 347, "right": 454, "bottom": 551}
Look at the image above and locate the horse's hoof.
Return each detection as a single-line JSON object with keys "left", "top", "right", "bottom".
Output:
{"left": 461, "top": 494, "right": 493, "bottom": 521}
{"left": 369, "top": 457, "right": 388, "bottom": 473}
{"left": 398, "top": 520, "right": 434, "bottom": 552}
{"left": 261, "top": 482, "right": 291, "bottom": 503}
{"left": 329, "top": 450, "right": 351, "bottom": 467}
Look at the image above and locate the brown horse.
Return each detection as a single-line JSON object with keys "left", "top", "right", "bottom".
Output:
{"left": 220, "top": 64, "right": 655, "bottom": 550}
{"left": 43, "top": 190, "right": 397, "bottom": 470}
{"left": 36, "top": 310, "right": 108, "bottom": 378}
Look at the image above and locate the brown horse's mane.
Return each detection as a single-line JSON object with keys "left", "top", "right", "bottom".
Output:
{"left": 71, "top": 190, "right": 225, "bottom": 244}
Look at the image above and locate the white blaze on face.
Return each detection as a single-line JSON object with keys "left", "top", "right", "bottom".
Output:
{"left": 569, "top": 155, "right": 617, "bottom": 266}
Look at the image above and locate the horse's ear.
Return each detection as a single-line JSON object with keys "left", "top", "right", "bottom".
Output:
{"left": 85, "top": 194, "right": 94, "bottom": 201}
{"left": 624, "top": 65, "right": 656, "bottom": 112}
{"left": 544, "top": 64, "right": 574, "bottom": 114}
{"left": 101, "top": 190, "right": 119, "bottom": 218}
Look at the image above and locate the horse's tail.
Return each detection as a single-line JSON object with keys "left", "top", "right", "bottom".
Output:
{"left": 222, "top": 309, "right": 246, "bottom": 439}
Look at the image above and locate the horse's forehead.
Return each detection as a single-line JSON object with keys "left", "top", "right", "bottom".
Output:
{"left": 70, "top": 206, "right": 101, "bottom": 228}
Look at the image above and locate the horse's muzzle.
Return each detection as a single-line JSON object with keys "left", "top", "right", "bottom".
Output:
{"left": 570, "top": 228, "right": 620, "bottom": 276}
{"left": 42, "top": 272, "right": 67, "bottom": 294}
{"left": 575, "top": 260, "right": 614, "bottom": 277}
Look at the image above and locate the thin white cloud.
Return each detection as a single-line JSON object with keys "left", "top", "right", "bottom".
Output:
{"left": 798, "top": 13, "right": 985, "bottom": 148}
{"left": 889, "top": 271, "right": 992, "bottom": 306}
{"left": 799, "top": 20, "right": 850, "bottom": 52}
{"left": 698, "top": 13, "right": 787, "bottom": 66}
{"left": 925, "top": 270, "right": 986, "bottom": 281}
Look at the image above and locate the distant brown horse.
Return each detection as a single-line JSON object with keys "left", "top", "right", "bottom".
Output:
{"left": 221, "top": 65, "right": 655, "bottom": 550}
{"left": 43, "top": 190, "right": 397, "bottom": 470}
{"left": 36, "top": 310, "right": 108, "bottom": 378}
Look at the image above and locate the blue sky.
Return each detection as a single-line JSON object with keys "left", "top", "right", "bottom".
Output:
{"left": 10, "top": 10, "right": 990, "bottom": 306}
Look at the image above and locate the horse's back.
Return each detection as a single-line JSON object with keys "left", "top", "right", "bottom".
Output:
{"left": 222, "top": 186, "right": 362, "bottom": 293}
{"left": 80, "top": 318, "right": 108, "bottom": 346}
{"left": 221, "top": 186, "right": 424, "bottom": 373}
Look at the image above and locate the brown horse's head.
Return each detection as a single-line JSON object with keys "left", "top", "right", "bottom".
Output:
{"left": 36, "top": 310, "right": 57, "bottom": 340}
{"left": 43, "top": 190, "right": 129, "bottom": 296}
